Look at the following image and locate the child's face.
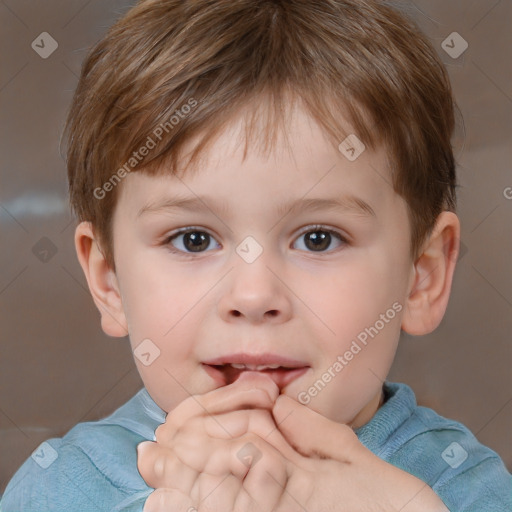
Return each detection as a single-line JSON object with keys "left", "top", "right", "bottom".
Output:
{"left": 110, "top": 104, "right": 415, "bottom": 428}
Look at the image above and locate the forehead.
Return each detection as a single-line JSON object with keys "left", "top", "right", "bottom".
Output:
{"left": 115, "top": 102, "right": 397, "bottom": 225}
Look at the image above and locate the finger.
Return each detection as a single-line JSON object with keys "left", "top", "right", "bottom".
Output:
{"left": 137, "top": 441, "right": 199, "bottom": 494}
{"left": 156, "top": 373, "right": 279, "bottom": 444}
{"left": 201, "top": 429, "right": 292, "bottom": 482}
{"left": 273, "top": 394, "right": 364, "bottom": 461}
{"left": 169, "top": 409, "right": 301, "bottom": 481}
{"left": 168, "top": 409, "right": 281, "bottom": 472}
{"left": 171, "top": 428, "right": 227, "bottom": 474}
{"left": 203, "top": 408, "right": 304, "bottom": 465}
{"left": 144, "top": 411, "right": 285, "bottom": 486}
{"left": 195, "top": 472, "right": 241, "bottom": 512}
{"left": 193, "top": 435, "right": 289, "bottom": 512}
{"left": 234, "top": 436, "right": 290, "bottom": 512}
{"left": 195, "top": 370, "right": 280, "bottom": 414}
{"left": 142, "top": 487, "right": 196, "bottom": 512}
{"left": 204, "top": 407, "right": 277, "bottom": 439}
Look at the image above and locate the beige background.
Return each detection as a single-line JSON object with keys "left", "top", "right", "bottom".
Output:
{"left": 1, "top": 0, "right": 511, "bottom": 495}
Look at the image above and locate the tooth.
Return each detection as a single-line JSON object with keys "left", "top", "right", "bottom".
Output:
{"left": 228, "top": 363, "right": 285, "bottom": 371}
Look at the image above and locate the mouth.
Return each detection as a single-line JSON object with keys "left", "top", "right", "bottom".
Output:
{"left": 202, "top": 353, "right": 310, "bottom": 389}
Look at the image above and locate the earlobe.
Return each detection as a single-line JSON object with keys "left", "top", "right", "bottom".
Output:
{"left": 74, "top": 221, "right": 128, "bottom": 338}
{"left": 402, "top": 212, "right": 460, "bottom": 336}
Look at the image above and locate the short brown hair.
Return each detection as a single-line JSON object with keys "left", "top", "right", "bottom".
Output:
{"left": 64, "top": 0, "right": 457, "bottom": 271}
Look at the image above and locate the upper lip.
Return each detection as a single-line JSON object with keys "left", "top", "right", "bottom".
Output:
{"left": 202, "top": 352, "right": 309, "bottom": 368}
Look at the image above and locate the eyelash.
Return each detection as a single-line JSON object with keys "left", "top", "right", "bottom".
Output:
{"left": 162, "top": 225, "right": 349, "bottom": 257}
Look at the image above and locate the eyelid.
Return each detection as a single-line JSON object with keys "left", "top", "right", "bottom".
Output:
{"left": 295, "top": 224, "right": 350, "bottom": 243}
{"left": 167, "top": 225, "right": 350, "bottom": 260}
{"left": 164, "top": 225, "right": 212, "bottom": 237}
{"left": 163, "top": 224, "right": 349, "bottom": 243}
{"left": 162, "top": 226, "right": 219, "bottom": 258}
{"left": 162, "top": 225, "right": 219, "bottom": 245}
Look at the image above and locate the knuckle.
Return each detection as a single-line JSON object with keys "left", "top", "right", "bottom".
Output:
{"left": 154, "top": 453, "right": 166, "bottom": 479}
{"left": 245, "top": 386, "right": 276, "bottom": 406}
{"left": 154, "top": 423, "right": 165, "bottom": 439}
{"left": 137, "top": 441, "right": 155, "bottom": 475}
{"left": 154, "top": 422, "right": 179, "bottom": 445}
{"left": 152, "top": 449, "right": 178, "bottom": 485}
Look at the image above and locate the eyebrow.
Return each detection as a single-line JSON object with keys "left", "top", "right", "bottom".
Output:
{"left": 136, "top": 194, "right": 376, "bottom": 220}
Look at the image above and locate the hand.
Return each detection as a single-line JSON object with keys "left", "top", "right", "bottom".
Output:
{"left": 137, "top": 372, "right": 302, "bottom": 511}
{"left": 268, "top": 395, "right": 450, "bottom": 512}
{"left": 138, "top": 377, "right": 450, "bottom": 512}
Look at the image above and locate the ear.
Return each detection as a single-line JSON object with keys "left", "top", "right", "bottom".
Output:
{"left": 402, "top": 211, "right": 460, "bottom": 335}
{"left": 74, "top": 221, "right": 128, "bottom": 337}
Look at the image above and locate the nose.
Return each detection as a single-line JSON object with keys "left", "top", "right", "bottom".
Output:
{"left": 217, "top": 257, "right": 293, "bottom": 324}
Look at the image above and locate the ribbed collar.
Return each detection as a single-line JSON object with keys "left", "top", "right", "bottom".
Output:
{"left": 354, "top": 381, "right": 416, "bottom": 455}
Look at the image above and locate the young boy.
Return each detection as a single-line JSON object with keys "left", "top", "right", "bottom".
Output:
{"left": 1, "top": 0, "right": 510, "bottom": 510}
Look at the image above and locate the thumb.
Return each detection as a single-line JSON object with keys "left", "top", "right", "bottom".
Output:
{"left": 272, "top": 394, "right": 362, "bottom": 462}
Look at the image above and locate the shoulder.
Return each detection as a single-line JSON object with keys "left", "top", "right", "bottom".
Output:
{"left": 357, "top": 381, "right": 512, "bottom": 511}
{"left": 0, "top": 387, "right": 164, "bottom": 512}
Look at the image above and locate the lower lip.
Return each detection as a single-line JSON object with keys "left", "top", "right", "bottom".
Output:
{"left": 202, "top": 364, "right": 309, "bottom": 389}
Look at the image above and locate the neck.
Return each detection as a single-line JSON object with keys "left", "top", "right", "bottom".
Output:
{"left": 349, "top": 387, "right": 385, "bottom": 430}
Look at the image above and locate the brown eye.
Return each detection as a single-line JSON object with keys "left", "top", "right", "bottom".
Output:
{"left": 165, "top": 228, "right": 219, "bottom": 254}
{"left": 181, "top": 231, "right": 211, "bottom": 252}
{"left": 293, "top": 226, "right": 346, "bottom": 253}
{"left": 304, "top": 230, "right": 331, "bottom": 251}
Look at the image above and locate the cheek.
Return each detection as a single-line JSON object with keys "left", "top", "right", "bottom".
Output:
{"left": 121, "top": 261, "right": 195, "bottom": 337}
{"left": 126, "top": 279, "right": 205, "bottom": 412}
{"left": 118, "top": 264, "right": 205, "bottom": 401}
{"left": 297, "top": 254, "right": 402, "bottom": 343}
{"left": 294, "top": 255, "right": 405, "bottom": 422}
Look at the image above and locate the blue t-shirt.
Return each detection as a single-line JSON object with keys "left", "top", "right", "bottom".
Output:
{"left": 1, "top": 381, "right": 510, "bottom": 511}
